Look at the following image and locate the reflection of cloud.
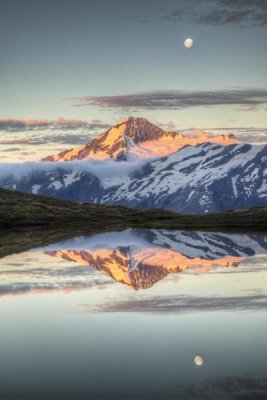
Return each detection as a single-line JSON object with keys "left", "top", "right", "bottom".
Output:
{"left": 175, "top": 373, "right": 267, "bottom": 399}
{"left": 0, "top": 147, "right": 21, "bottom": 152}
{"left": 162, "top": 0, "right": 267, "bottom": 27}
{"left": 0, "top": 266, "right": 94, "bottom": 277}
{"left": 86, "top": 295, "right": 267, "bottom": 313}
{"left": 0, "top": 251, "right": 116, "bottom": 298}
{"left": 0, "top": 276, "right": 114, "bottom": 297}
{"left": 0, "top": 117, "right": 110, "bottom": 132}
{"left": 75, "top": 89, "right": 267, "bottom": 111}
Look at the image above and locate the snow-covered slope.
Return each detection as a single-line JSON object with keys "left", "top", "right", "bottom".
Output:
{"left": 42, "top": 116, "right": 239, "bottom": 162}
{"left": 101, "top": 142, "right": 267, "bottom": 213}
{"left": 1, "top": 142, "right": 266, "bottom": 214}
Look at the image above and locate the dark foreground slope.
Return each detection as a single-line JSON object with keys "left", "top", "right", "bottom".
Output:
{"left": 0, "top": 188, "right": 266, "bottom": 231}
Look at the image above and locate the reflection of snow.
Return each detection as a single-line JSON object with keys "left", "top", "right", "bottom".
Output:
{"left": 35, "top": 229, "right": 267, "bottom": 259}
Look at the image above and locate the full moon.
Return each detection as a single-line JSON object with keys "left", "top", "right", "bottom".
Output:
{"left": 194, "top": 355, "right": 204, "bottom": 366}
{"left": 184, "top": 38, "right": 193, "bottom": 48}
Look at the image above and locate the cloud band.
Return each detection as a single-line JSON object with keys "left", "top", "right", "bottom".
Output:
{"left": 74, "top": 88, "right": 267, "bottom": 111}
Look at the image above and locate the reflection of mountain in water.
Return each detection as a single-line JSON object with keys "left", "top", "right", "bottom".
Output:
{"left": 44, "top": 230, "right": 267, "bottom": 290}
{"left": 46, "top": 248, "right": 243, "bottom": 290}
{"left": 1, "top": 230, "right": 266, "bottom": 296}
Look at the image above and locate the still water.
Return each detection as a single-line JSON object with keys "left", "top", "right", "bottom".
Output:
{"left": 0, "top": 229, "right": 267, "bottom": 399}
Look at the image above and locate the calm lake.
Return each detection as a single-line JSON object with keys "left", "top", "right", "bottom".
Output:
{"left": 0, "top": 229, "right": 267, "bottom": 399}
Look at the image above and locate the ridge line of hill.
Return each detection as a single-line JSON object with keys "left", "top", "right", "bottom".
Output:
{"left": 0, "top": 188, "right": 266, "bottom": 232}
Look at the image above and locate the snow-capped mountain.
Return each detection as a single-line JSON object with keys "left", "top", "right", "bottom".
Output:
{"left": 0, "top": 117, "right": 266, "bottom": 214}
{"left": 102, "top": 142, "right": 267, "bottom": 213}
{"left": 1, "top": 141, "right": 266, "bottom": 214}
{"left": 42, "top": 116, "right": 239, "bottom": 161}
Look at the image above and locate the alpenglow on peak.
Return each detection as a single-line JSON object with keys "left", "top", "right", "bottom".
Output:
{"left": 42, "top": 116, "right": 239, "bottom": 162}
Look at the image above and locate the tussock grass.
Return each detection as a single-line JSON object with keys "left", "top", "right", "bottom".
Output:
{"left": 0, "top": 188, "right": 266, "bottom": 232}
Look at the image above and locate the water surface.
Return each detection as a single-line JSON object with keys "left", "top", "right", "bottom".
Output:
{"left": 0, "top": 229, "right": 267, "bottom": 399}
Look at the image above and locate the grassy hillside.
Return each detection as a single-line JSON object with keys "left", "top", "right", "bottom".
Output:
{"left": 0, "top": 188, "right": 266, "bottom": 231}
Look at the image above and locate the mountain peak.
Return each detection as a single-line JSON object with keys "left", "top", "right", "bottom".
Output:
{"left": 42, "top": 116, "right": 240, "bottom": 162}
{"left": 123, "top": 116, "right": 149, "bottom": 124}
{"left": 123, "top": 116, "right": 166, "bottom": 143}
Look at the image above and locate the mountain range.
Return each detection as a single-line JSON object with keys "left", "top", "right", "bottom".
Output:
{"left": 0, "top": 117, "right": 266, "bottom": 214}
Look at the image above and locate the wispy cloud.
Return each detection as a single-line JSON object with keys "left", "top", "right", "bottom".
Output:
{"left": 84, "top": 294, "right": 267, "bottom": 314}
{"left": 0, "top": 117, "right": 110, "bottom": 132}
{"left": 0, "top": 133, "right": 99, "bottom": 146}
{"left": 163, "top": 0, "right": 267, "bottom": 27}
{"left": 181, "top": 127, "right": 267, "bottom": 145}
{"left": 0, "top": 119, "right": 111, "bottom": 159}
{"left": 74, "top": 88, "right": 267, "bottom": 111}
{"left": 157, "top": 121, "right": 178, "bottom": 131}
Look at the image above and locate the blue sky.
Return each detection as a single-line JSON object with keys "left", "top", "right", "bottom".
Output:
{"left": 0, "top": 0, "right": 267, "bottom": 160}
